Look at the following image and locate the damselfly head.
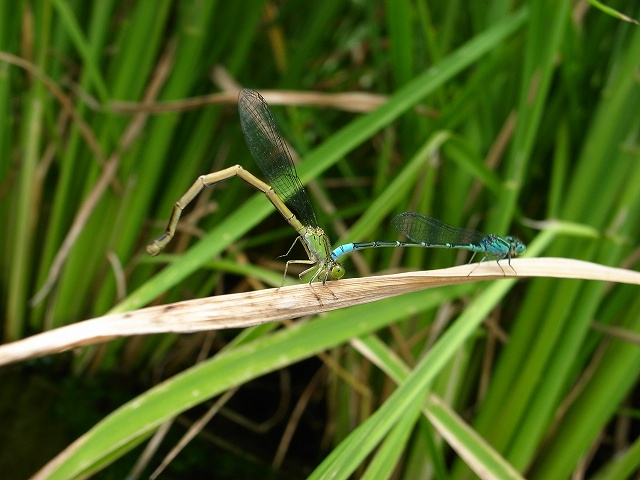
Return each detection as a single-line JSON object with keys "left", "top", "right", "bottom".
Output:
{"left": 330, "top": 262, "right": 345, "bottom": 280}
{"left": 506, "top": 236, "right": 526, "bottom": 256}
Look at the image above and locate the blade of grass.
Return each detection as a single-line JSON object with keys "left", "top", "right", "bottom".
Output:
{"left": 31, "top": 283, "right": 465, "bottom": 479}
{"left": 7, "top": 3, "right": 52, "bottom": 340}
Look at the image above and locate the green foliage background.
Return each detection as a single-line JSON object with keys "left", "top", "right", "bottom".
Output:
{"left": 1, "top": 1, "right": 639, "bottom": 478}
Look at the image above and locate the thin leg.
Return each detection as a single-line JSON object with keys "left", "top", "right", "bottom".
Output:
{"left": 467, "top": 254, "right": 507, "bottom": 276}
{"left": 279, "top": 236, "right": 304, "bottom": 259}
{"left": 279, "top": 235, "right": 335, "bottom": 298}
{"left": 281, "top": 259, "right": 316, "bottom": 287}
{"left": 279, "top": 258, "right": 327, "bottom": 303}
{"left": 495, "top": 259, "right": 507, "bottom": 276}
{"left": 280, "top": 235, "right": 318, "bottom": 282}
{"left": 306, "top": 263, "right": 338, "bottom": 299}
{"left": 147, "top": 165, "right": 303, "bottom": 255}
{"left": 466, "top": 252, "right": 479, "bottom": 276}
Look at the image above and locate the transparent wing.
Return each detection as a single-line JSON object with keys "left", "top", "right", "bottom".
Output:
{"left": 392, "top": 212, "right": 485, "bottom": 246}
{"left": 238, "top": 89, "right": 318, "bottom": 227}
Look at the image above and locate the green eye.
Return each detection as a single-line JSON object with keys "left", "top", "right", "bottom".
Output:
{"left": 332, "top": 264, "right": 345, "bottom": 279}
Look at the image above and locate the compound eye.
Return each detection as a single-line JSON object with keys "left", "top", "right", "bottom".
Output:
{"left": 332, "top": 264, "right": 345, "bottom": 279}
{"left": 510, "top": 237, "right": 526, "bottom": 255}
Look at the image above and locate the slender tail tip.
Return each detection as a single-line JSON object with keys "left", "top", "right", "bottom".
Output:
{"left": 146, "top": 242, "right": 162, "bottom": 256}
